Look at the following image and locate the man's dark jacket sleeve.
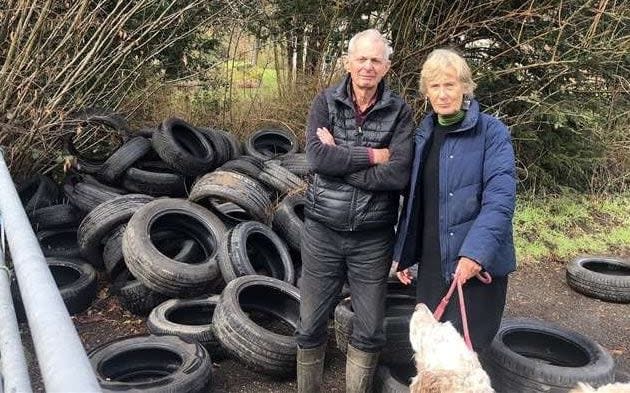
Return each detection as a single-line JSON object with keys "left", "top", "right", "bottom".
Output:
{"left": 344, "top": 104, "right": 414, "bottom": 191}
{"left": 306, "top": 92, "right": 373, "bottom": 177}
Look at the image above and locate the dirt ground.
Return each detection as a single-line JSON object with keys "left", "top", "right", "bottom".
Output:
{"left": 19, "top": 256, "right": 629, "bottom": 392}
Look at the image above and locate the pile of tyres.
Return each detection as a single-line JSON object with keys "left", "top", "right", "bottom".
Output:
{"left": 15, "top": 113, "right": 315, "bottom": 392}
{"left": 14, "top": 113, "right": 627, "bottom": 392}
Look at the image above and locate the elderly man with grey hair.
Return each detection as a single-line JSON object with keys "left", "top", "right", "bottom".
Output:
{"left": 296, "top": 28, "right": 413, "bottom": 393}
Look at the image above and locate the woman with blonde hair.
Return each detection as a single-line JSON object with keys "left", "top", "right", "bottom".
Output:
{"left": 394, "top": 48, "right": 517, "bottom": 352}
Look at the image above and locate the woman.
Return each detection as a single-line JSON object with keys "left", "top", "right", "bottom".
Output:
{"left": 394, "top": 48, "right": 516, "bottom": 353}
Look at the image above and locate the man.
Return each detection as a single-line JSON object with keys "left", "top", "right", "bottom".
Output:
{"left": 296, "top": 29, "right": 413, "bottom": 393}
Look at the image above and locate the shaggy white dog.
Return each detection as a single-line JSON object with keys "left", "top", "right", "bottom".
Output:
{"left": 570, "top": 382, "right": 630, "bottom": 393}
{"left": 408, "top": 303, "right": 494, "bottom": 393}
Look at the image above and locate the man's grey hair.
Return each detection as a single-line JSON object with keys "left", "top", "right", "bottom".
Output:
{"left": 347, "top": 29, "right": 393, "bottom": 60}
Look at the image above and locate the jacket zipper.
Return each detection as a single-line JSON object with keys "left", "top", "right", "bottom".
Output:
{"left": 349, "top": 125, "right": 364, "bottom": 230}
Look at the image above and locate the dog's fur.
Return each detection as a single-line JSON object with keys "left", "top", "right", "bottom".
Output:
{"left": 570, "top": 382, "right": 630, "bottom": 393}
{"left": 408, "top": 303, "right": 494, "bottom": 393}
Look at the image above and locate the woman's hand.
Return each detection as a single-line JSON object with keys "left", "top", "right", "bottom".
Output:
{"left": 454, "top": 256, "right": 482, "bottom": 285}
{"left": 394, "top": 261, "right": 413, "bottom": 285}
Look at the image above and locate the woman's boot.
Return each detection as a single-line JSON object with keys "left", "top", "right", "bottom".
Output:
{"left": 345, "top": 344, "right": 379, "bottom": 393}
{"left": 297, "top": 344, "right": 326, "bottom": 393}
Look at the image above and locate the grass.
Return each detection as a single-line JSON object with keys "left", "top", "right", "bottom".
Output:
{"left": 225, "top": 60, "right": 279, "bottom": 100}
{"left": 514, "top": 193, "right": 630, "bottom": 265}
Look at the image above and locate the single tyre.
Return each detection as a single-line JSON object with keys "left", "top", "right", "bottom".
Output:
{"left": 218, "top": 221, "right": 294, "bottom": 284}
{"left": 47, "top": 258, "right": 98, "bottom": 314}
{"left": 102, "top": 225, "right": 127, "bottom": 278}
{"left": 121, "top": 161, "right": 188, "bottom": 197}
{"left": 334, "top": 294, "right": 416, "bottom": 366}
{"left": 12, "top": 257, "right": 97, "bottom": 318}
{"left": 89, "top": 335, "right": 212, "bottom": 393}
{"left": 212, "top": 128, "right": 242, "bottom": 158}
{"left": 219, "top": 155, "right": 264, "bottom": 180}
{"left": 213, "top": 275, "right": 300, "bottom": 376}
{"left": 244, "top": 127, "right": 299, "bottom": 160}
{"left": 105, "top": 225, "right": 206, "bottom": 279}
{"left": 257, "top": 160, "right": 307, "bottom": 195}
{"left": 29, "top": 204, "right": 81, "bottom": 231}
{"left": 481, "top": 318, "right": 615, "bottom": 392}
{"left": 272, "top": 192, "right": 306, "bottom": 251}
{"left": 189, "top": 170, "right": 273, "bottom": 225}
{"left": 80, "top": 173, "right": 128, "bottom": 195}
{"left": 197, "top": 127, "right": 234, "bottom": 167}
{"left": 123, "top": 198, "right": 226, "bottom": 297}
{"left": 62, "top": 110, "right": 130, "bottom": 174}
{"left": 566, "top": 256, "right": 630, "bottom": 303}
{"left": 147, "top": 296, "right": 222, "bottom": 356}
{"left": 37, "top": 227, "right": 82, "bottom": 258}
{"left": 63, "top": 178, "right": 121, "bottom": 213}
{"left": 97, "top": 136, "right": 151, "bottom": 183}
{"left": 78, "top": 194, "right": 154, "bottom": 268}
{"left": 152, "top": 117, "right": 216, "bottom": 176}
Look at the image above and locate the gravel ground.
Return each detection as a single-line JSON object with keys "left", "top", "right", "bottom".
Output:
{"left": 18, "top": 257, "right": 630, "bottom": 392}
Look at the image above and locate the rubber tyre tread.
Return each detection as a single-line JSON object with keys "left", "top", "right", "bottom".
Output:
{"left": 63, "top": 181, "right": 121, "bottom": 213}
{"left": 112, "top": 269, "right": 169, "bottom": 316}
{"left": 80, "top": 174, "right": 127, "bottom": 194}
{"left": 147, "top": 296, "right": 221, "bottom": 354}
{"left": 78, "top": 194, "right": 154, "bottom": 268}
{"left": 212, "top": 275, "right": 300, "bottom": 376}
{"left": 37, "top": 227, "right": 82, "bottom": 258}
{"left": 11, "top": 257, "right": 97, "bottom": 319}
{"left": 220, "top": 156, "right": 264, "bottom": 178}
{"left": 566, "top": 256, "right": 630, "bottom": 303}
{"left": 152, "top": 117, "right": 216, "bottom": 176}
{"left": 89, "top": 334, "right": 212, "bottom": 393}
{"left": 189, "top": 170, "right": 273, "bottom": 225}
{"left": 279, "top": 153, "right": 310, "bottom": 177}
{"left": 197, "top": 128, "right": 233, "bottom": 167}
{"left": 217, "top": 221, "right": 295, "bottom": 284}
{"left": 102, "top": 225, "right": 127, "bottom": 278}
{"left": 105, "top": 226, "right": 204, "bottom": 278}
{"left": 244, "top": 128, "right": 299, "bottom": 160}
{"left": 121, "top": 165, "right": 187, "bottom": 197}
{"left": 97, "top": 136, "right": 151, "bottom": 183}
{"left": 481, "top": 318, "right": 615, "bottom": 393}
{"left": 47, "top": 258, "right": 98, "bottom": 314}
{"left": 29, "top": 204, "right": 81, "bottom": 231}
{"left": 258, "top": 160, "right": 306, "bottom": 195}
{"left": 122, "top": 198, "right": 226, "bottom": 298}
{"left": 272, "top": 192, "right": 305, "bottom": 251}
{"left": 213, "top": 128, "right": 242, "bottom": 158}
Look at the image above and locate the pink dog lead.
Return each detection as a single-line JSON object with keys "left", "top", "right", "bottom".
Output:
{"left": 432, "top": 271, "right": 492, "bottom": 350}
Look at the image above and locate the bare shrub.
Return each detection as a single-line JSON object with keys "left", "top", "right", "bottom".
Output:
{"left": 0, "top": 1, "right": 225, "bottom": 177}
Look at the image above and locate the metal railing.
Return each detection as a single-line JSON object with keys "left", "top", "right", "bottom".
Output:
{"left": 0, "top": 148, "right": 101, "bottom": 393}
{"left": 0, "top": 215, "right": 32, "bottom": 393}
